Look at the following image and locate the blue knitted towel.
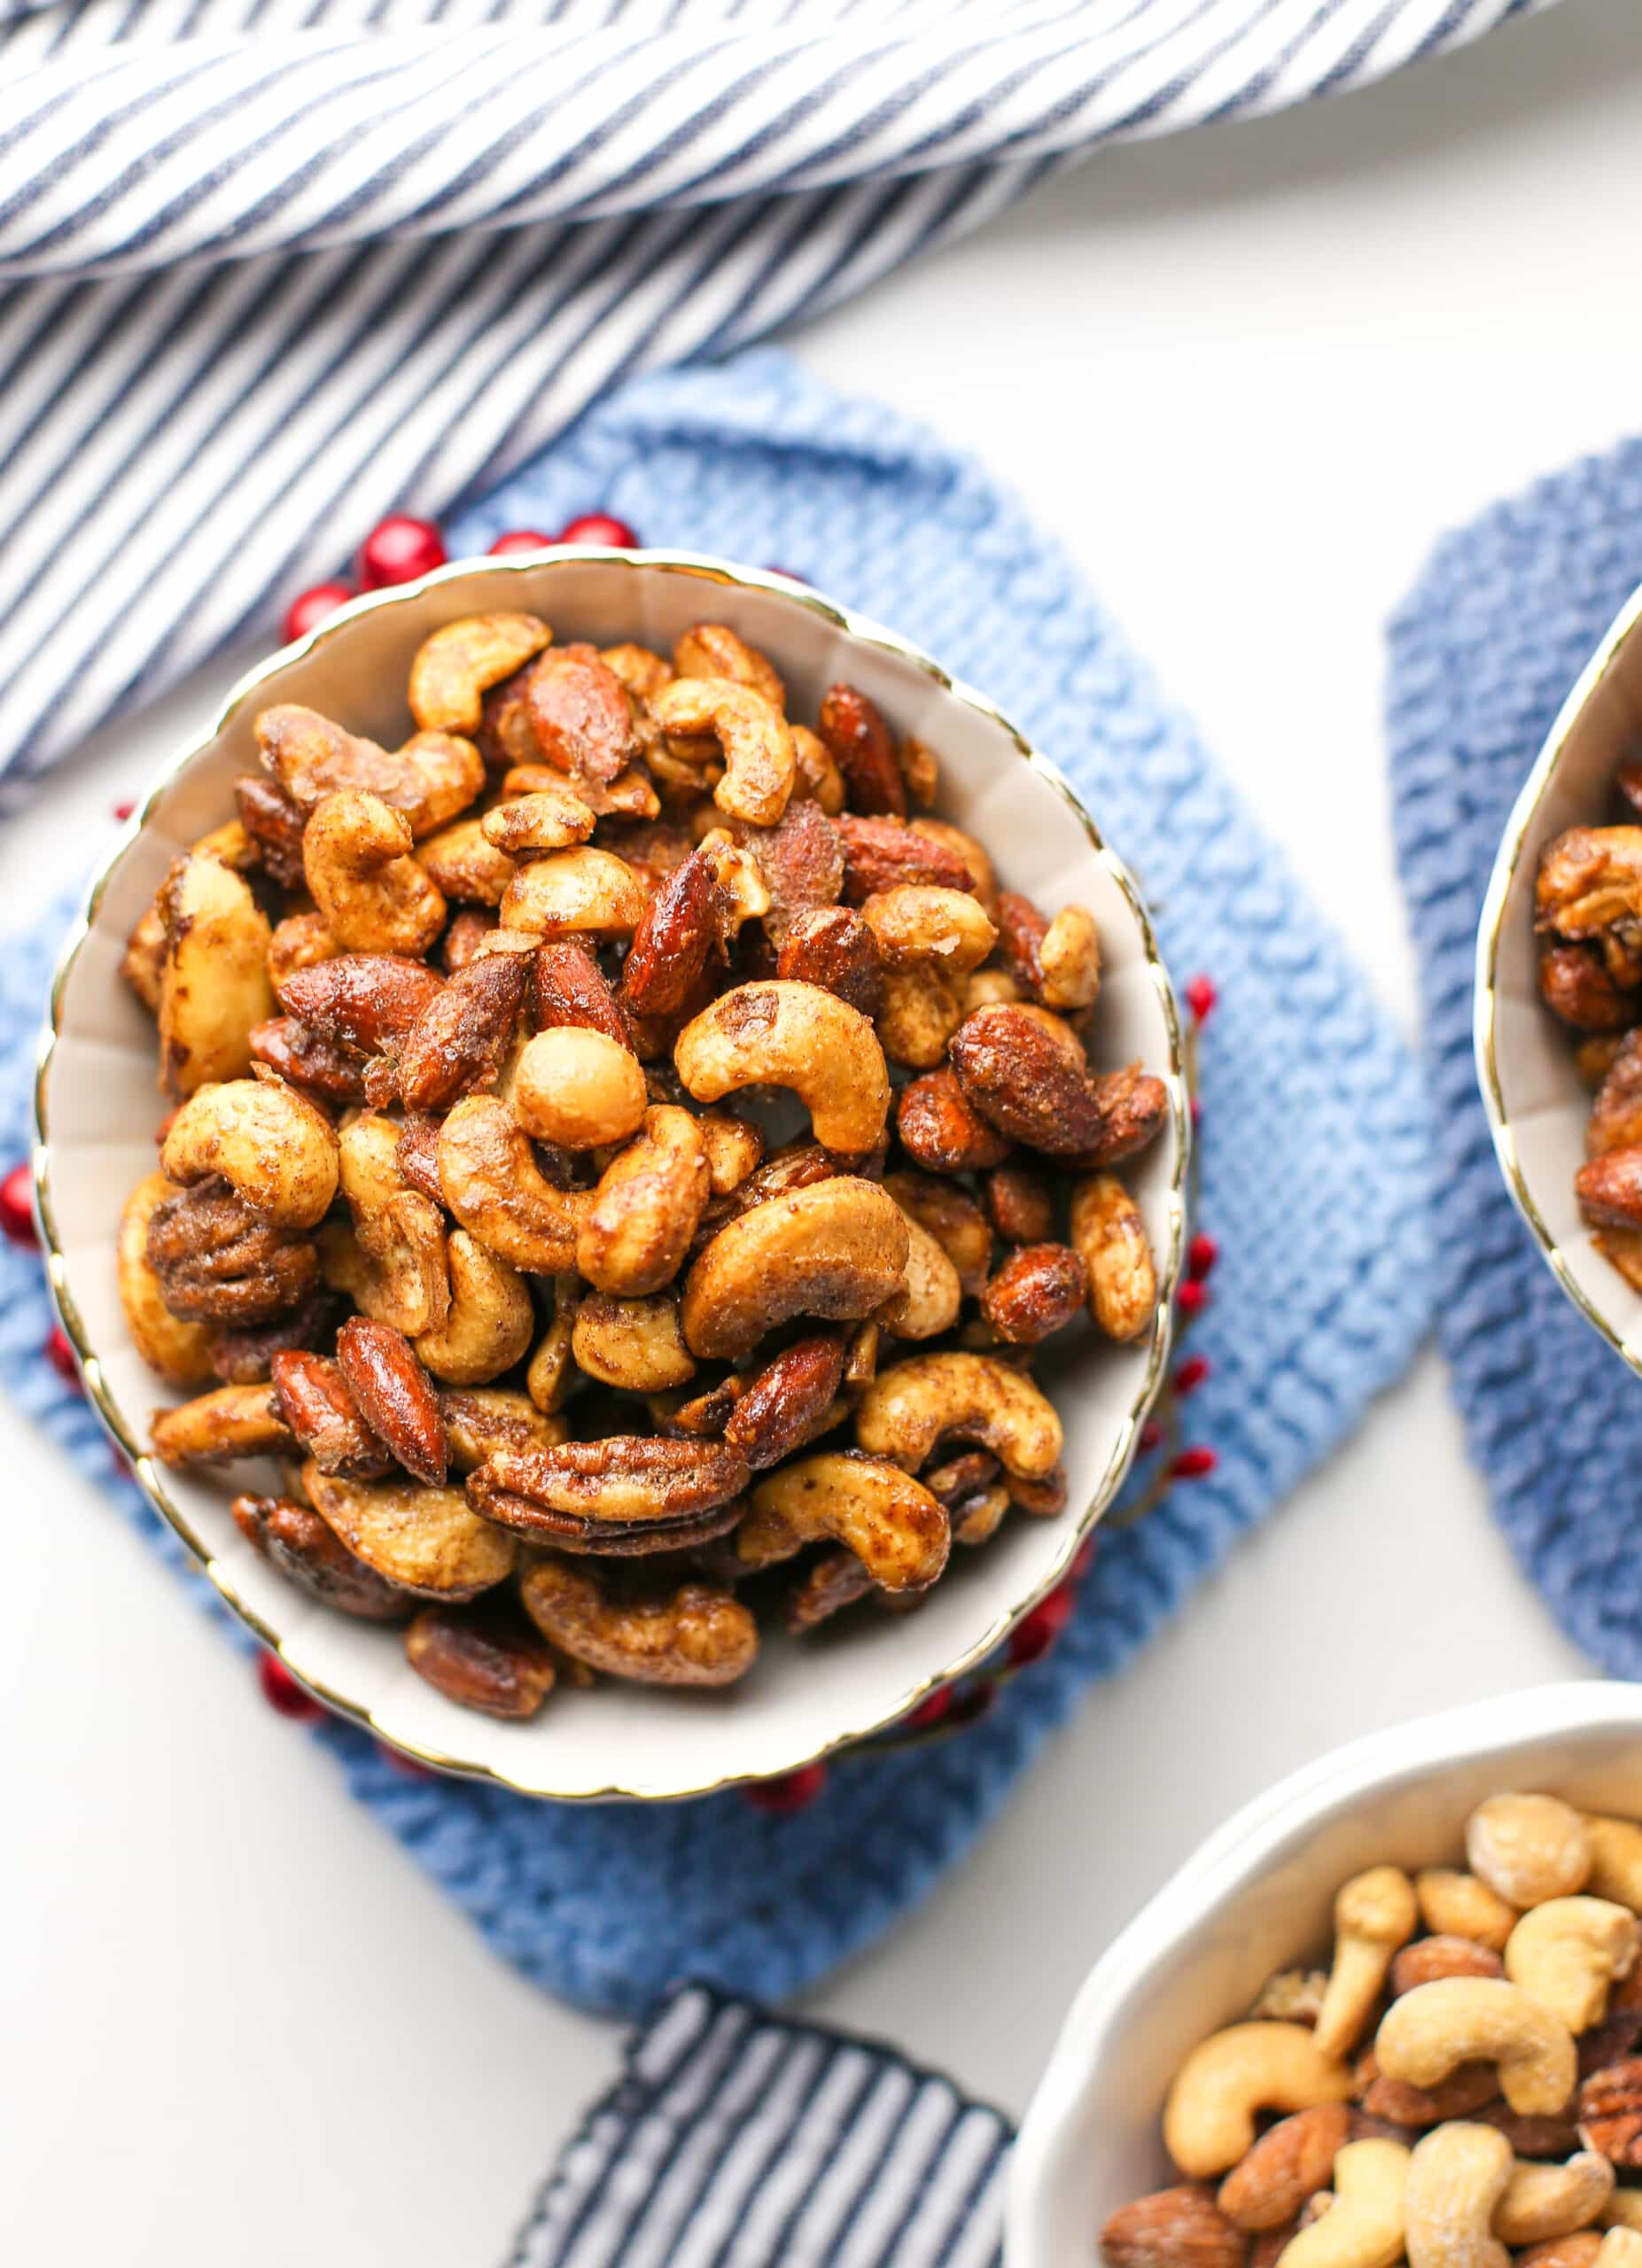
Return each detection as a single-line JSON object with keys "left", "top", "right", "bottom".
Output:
{"left": 1389, "top": 438, "right": 1642, "bottom": 1668}
{"left": 1, "top": 350, "right": 1432, "bottom": 2017}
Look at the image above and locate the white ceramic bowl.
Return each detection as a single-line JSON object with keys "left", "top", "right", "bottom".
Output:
{"left": 1008, "top": 1680, "right": 1642, "bottom": 2264}
{"left": 1476, "top": 583, "right": 1642, "bottom": 1370}
{"left": 34, "top": 547, "right": 1187, "bottom": 1801}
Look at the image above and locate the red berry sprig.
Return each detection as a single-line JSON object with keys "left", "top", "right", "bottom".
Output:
{"left": 1009, "top": 1581, "right": 1077, "bottom": 1666}
{"left": 743, "top": 1761, "right": 828, "bottom": 1815}
{"left": 0, "top": 1161, "right": 37, "bottom": 1247}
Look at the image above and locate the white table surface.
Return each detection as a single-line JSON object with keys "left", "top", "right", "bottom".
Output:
{"left": 4, "top": 1, "right": 1638, "bottom": 2256}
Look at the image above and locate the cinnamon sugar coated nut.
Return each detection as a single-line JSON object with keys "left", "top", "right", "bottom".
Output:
{"left": 1104, "top": 1789, "right": 1642, "bottom": 2268}
{"left": 117, "top": 602, "right": 1167, "bottom": 1718}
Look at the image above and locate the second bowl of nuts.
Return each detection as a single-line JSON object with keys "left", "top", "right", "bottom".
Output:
{"left": 35, "top": 548, "right": 1187, "bottom": 1799}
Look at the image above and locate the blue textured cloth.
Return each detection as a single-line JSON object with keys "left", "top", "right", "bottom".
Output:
{"left": 1, "top": 350, "right": 1433, "bottom": 2017}
{"left": 1389, "top": 439, "right": 1642, "bottom": 1669}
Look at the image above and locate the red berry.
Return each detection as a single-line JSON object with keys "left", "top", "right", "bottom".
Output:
{"left": 904, "top": 1687, "right": 953, "bottom": 1731}
{"left": 356, "top": 516, "right": 446, "bottom": 591}
{"left": 1174, "top": 1355, "right": 1210, "bottom": 1395}
{"left": 1009, "top": 1582, "right": 1077, "bottom": 1666}
{"left": 112, "top": 797, "right": 136, "bottom": 823}
{"left": 1170, "top": 1446, "right": 1218, "bottom": 1481}
{"left": 1073, "top": 1537, "right": 1098, "bottom": 1580}
{"left": 1187, "top": 1233, "right": 1218, "bottom": 1278}
{"left": 44, "top": 1325, "right": 82, "bottom": 1391}
{"left": 743, "top": 1761, "right": 828, "bottom": 1814}
{"left": 1139, "top": 1420, "right": 1163, "bottom": 1453}
{"left": 1185, "top": 974, "right": 1218, "bottom": 1021}
{"left": 257, "top": 1651, "right": 324, "bottom": 1721}
{"left": 487, "top": 528, "right": 555, "bottom": 555}
{"left": 281, "top": 579, "right": 355, "bottom": 643}
{"left": 376, "top": 1740, "right": 437, "bottom": 1779}
{"left": 1177, "top": 1278, "right": 1209, "bottom": 1316}
{"left": 0, "top": 1161, "right": 37, "bottom": 1247}
{"left": 1190, "top": 1096, "right": 1204, "bottom": 1130}
{"left": 556, "top": 511, "right": 640, "bottom": 549}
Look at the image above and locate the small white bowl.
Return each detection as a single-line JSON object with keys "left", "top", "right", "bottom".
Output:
{"left": 33, "top": 548, "right": 1187, "bottom": 1802}
{"left": 1008, "top": 1679, "right": 1642, "bottom": 2264}
{"left": 1476, "top": 583, "right": 1642, "bottom": 1370}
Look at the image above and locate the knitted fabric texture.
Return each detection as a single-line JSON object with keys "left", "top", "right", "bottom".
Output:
{"left": 1389, "top": 435, "right": 1642, "bottom": 1666}
{"left": 0, "top": 350, "right": 1432, "bottom": 2017}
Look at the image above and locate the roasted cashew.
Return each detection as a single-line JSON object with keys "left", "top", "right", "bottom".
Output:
{"left": 854, "top": 1350, "right": 1062, "bottom": 1480}
{"left": 156, "top": 852, "right": 276, "bottom": 1094}
{"left": 436, "top": 1096, "right": 593, "bottom": 1272}
{"left": 695, "top": 829, "right": 771, "bottom": 936}
{"left": 303, "top": 1460, "right": 515, "bottom": 1600}
{"left": 652, "top": 676, "right": 797, "bottom": 827}
{"left": 414, "top": 1231, "right": 533, "bottom": 1385}
{"left": 1278, "top": 2139, "right": 1410, "bottom": 2268}
{"left": 739, "top": 1453, "right": 949, "bottom": 1592}
{"left": 513, "top": 1028, "right": 648, "bottom": 1150}
{"left": 408, "top": 612, "right": 550, "bottom": 733}
{"left": 151, "top": 1380, "right": 292, "bottom": 1467}
{"left": 1584, "top": 1816, "right": 1642, "bottom": 1912}
{"left": 963, "top": 967, "right": 1021, "bottom": 1013}
{"left": 318, "top": 1192, "right": 450, "bottom": 1339}
{"left": 518, "top": 1556, "right": 757, "bottom": 1688}
{"left": 1504, "top": 1897, "right": 1639, "bottom": 2032}
{"left": 161, "top": 1076, "right": 338, "bottom": 1229}
{"left": 681, "top": 1178, "right": 910, "bottom": 1361}
{"left": 257, "top": 704, "right": 484, "bottom": 838}
{"left": 303, "top": 789, "right": 447, "bottom": 956}
{"left": 526, "top": 1278, "right": 579, "bottom": 1412}
{"left": 1469, "top": 1797, "right": 1592, "bottom": 1910}
{"left": 791, "top": 724, "right": 845, "bottom": 814}
{"left": 480, "top": 781, "right": 596, "bottom": 857}
{"left": 883, "top": 1171, "right": 992, "bottom": 1299}
{"left": 572, "top": 1291, "right": 696, "bottom": 1391}
{"left": 673, "top": 623, "right": 783, "bottom": 709}
{"left": 878, "top": 1204, "right": 962, "bottom": 1340}
{"left": 696, "top": 1111, "right": 764, "bottom": 1196}
{"left": 268, "top": 911, "right": 339, "bottom": 990}
{"left": 439, "top": 1389, "right": 567, "bottom": 1471}
{"left": 500, "top": 847, "right": 646, "bottom": 939}
{"left": 1596, "top": 2233, "right": 1642, "bottom": 2268}
{"left": 1374, "top": 1979, "right": 1577, "bottom": 2117}
{"left": 416, "top": 814, "right": 515, "bottom": 906}
{"left": 337, "top": 1110, "right": 409, "bottom": 1221}
{"left": 1071, "top": 1171, "right": 1158, "bottom": 1342}
{"left": 910, "top": 817, "right": 996, "bottom": 913}
{"left": 875, "top": 964, "right": 967, "bottom": 1070}
{"left": 118, "top": 1173, "right": 218, "bottom": 1387}
{"left": 1402, "top": 2123, "right": 1511, "bottom": 2268}
{"left": 577, "top": 1106, "right": 709, "bottom": 1294}
{"left": 861, "top": 886, "right": 998, "bottom": 975}
{"left": 1039, "top": 903, "right": 1102, "bottom": 1009}
{"left": 121, "top": 897, "right": 167, "bottom": 1012}
{"left": 674, "top": 981, "right": 891, "bottom": 1155}
{"left": 1417, "top": 1870, "right": 1519, "bottom": 1953}
{"left": 1314, "top": 1867, "right": 1420, "bottom": 2058}
{"left": 1494, "top": 2154, "right": 1615, "bottom": 2245}
{"left": 1163, "top": 2022, "right": 1356, "bottom": 2179}
{"left": 1602, "top": 2213, "right": 1642, "bottom": 2242}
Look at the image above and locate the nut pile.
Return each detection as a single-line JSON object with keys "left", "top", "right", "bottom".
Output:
{"left": 1536, "top": 815, "right": 1642, "bottom": 1287}
{"left": 116, "top": 608, "right": 1168, "bottom": 1718}
{"left": 1102, "top": 1793, "right": 1642, "bottom": 2268}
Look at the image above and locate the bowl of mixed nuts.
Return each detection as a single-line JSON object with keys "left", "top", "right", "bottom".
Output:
{"left": 1478, "top": 584, "right": 1642, "bottom": 1367}
{"left": 35, "top": 548, "right": 1187, "bottom": 1798}
{"left": 1008, "top": 1682, "right": 1642, "bottom": 2265}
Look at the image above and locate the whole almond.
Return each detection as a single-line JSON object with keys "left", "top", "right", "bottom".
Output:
{"left": 1389, "top": 1936, "right": 1505, "bottom": 1995}
{"left": 1355, "top": 2047, "right": 1500, "bottom": 2125}
{"left": 1101, "top": 2186, "right": 1249, "bottom": 2268}
{"left": 336, "top": 1317, "right": 448, "bottom": 1486}
{"left": 1218, "top": 2105, "right": 1350, "bottom": 2232}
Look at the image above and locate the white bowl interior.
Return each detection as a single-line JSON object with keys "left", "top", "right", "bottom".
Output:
{"left": 1008, "top": 1682, "right": 1642, "bottom": 2266}
{"left": 1481, "top": 588, "right": 1642, "bottom": 1362}
{"left": 39, "top": 552, "right": 1186, "bottom": 1801}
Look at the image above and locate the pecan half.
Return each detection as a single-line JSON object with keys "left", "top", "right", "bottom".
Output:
{"left": 981, "top": 1242, "right": 1089, "bottom": 1345}
{"left": 234, "top": 775, "right": 307, "bottom": 890}
{"left": 146, "top": 1178, "right": 319, "bottom": 1325}
{"left": 231, "top": 1492, "right": 413, "bottom": 1620}
{"left": 896, "top": 1067, "right": 1010, "bottom": 1174}
{"left": 1539, "top": 942, "right": 1638, "bottom": 1032}
{"left": 837, "top": 813, "right": 971, "bottom": 902}
{"left": 248, "top": 1016, "right": 370, "bottom": 1103}
{"left": 1578, "top": 2056, "right": 1642, "bottom": 2163}
{"left": 722, "top": 1334, "right": 847, "bottom": 1471}
{"left": 533, "top": 938, "right": 634, "bottom": 1049}
{"left": 1588, "top": 1029, "right": 1642, "bottom": 1155}
{"left": 270, "top": 1349, "right": 393, "bottom": 1479}
{"left": 775, "top": 906, "right": 882, "bottom": 1015}
{"left": 949, "top": 1005, "right": 1107, "bottom": 1155}
{"left": 619, "top": 848, "right": 718, "bottom": 1021}
{"left": 208, "top": 1285, "right": 346, "bottom": 1383}
{"left": 276, "top": 952, "right": 446, "bottom": 1053}
{"left": 996, "top": 889, "right": 1049, "bottom": 998}
{"left": 396, "top": 951, "right": 526, "bottom": 1112}
{"left": 818, "top": 683, "right": 906, "bottom": 818}
{"left": 336, "top": 1317, "right": 447, "bottom": 1487}
{"left": 468, "top": 1437, "right": 751, "bottom": 1531}
{"left": 1101, "top": 2186, "right": 1248, "bottom": 2268}
{"left": 404, "top": 1596, "right": 557, "bottom": 1718}
{"left": 525, "top": 645, "right": 634, "bottom": 784}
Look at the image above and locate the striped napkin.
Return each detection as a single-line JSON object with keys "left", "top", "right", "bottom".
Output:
{"left": 0, "top": 0, "right": 1556, "bottom": 806}
{"left": 508, "top": 1984, "right": 1010, "bottom": 2268}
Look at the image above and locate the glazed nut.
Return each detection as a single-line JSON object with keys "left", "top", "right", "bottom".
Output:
{"left": 1418, "top": 1871, "right": 1520, "bottom": 1953}
{"left": 1596, "top": 2237, "right": 1642, "bottom": 2268}
{"left": 1313, "top": 1868, "right": 1420, "bottom": 2059}
{"left": 151, "top": 1379, "right": 292, "bottom": 1466}
{"left": 884, "top": 1172, "right": 992, "bottom": 1299}
{"left": 415, "top": 814, "right": 515, "bottom": 906}
{"left": 979, "top": 1241, "right": 1089, "bottom": 1347}
{"left": 437, "top": 1387, "right": 568, "bottom": 1472}
{"left": 500, "top": 846, "right": 648, "bottom": 939}
{"left": 1374, "top": 1979, "right": 1578, "bottom": 2117}
{"left": 396, "top": 951, "right": 527, "bottom": 1113}
{"left": 880, "top": 1204, "right": 963, "bottom": 1341}
{"left": 673, "top": 622, "right": 783, "bottom": 709}
{"left": 518, "top": 1557, "right": 757, "bottom": 1688}
{"left": 854, "top": 1350, "right": 1062, "bottom": 1479}
{"left": 652, "top": 676, "right": 797, "bottom": 827}
{"left": 572, "top": 1292, "right": 696, "bottom": 1392}
{"left": 519, "top": 644, "right": 635, "bottom": 783}
{"left": 404, "top": 1596, "right": 557, "bottom": 1720}
{"left": 269, "top": 1349, "right": 391, "bottom": 1479}
{"left": 896, "top": 1068, "right": 1010, "bottom": 1176}
{"left": 1539, "top": 944, "right": 1638, "bottom": 1033}
{"left": 1039, "top": 904, "right": 1102, "bottom": 1010}
{"left": 875, "top": 963, "right": 967, "bottom": 1070}
{"left": 436, "top": 1096, "right": 593, "bottom": 1272}
{"left": 1163, "top": 2023, "right": 1356, "bottom": 2180}
{"left": 513, "top": 1027, "right": 649, "bottom": 1150}
{"left": 156, "top": 852, "right": 276, "bottom": 1095}
{"left": 1277, "top": 2140, "right": 1410, "bottom": 2268}
{"left": 1468, "top": 1796, "right": 1592, "bottom": 1909}
{"left": 470, "top": 1437, "right": 750, "bottom": 1533}
{"left": 860, "top": 885, "right": 997, "bottom": 975}
{"left": 302, "top": 788, "right": 447, "bottom": 957}
{"left": 1071, "top": 1171, "right": 1159, "bottom": 1343}
{"left": 144, "top": 1177, "right": 320, "bottom": 1326}
{"left": 984, "top": 1164, "right": 1056, "bottom": 1247}
{"left": 160, "top": 1076, "right": 339, "bottom": 1230}
{"left": 696, "top": 1112, "right": 764, "bottom": 1196}
{"left": 1585, "top": 1816, "right": 1642, "bottom": 1912}
{"left": 1102, "top": 2188, "right": 1250, "bottom": 2268}
{"left": 740, "top": 1451, "right": 950, "bottom": 1592}
{"left": 480, "top": 781, "right": 597, "bottom": 856}
{"left": 1402, "top": 2122, "right": 1512, "bottom": 2268}
{"left": 408, "top": 613, "right": 551, "bottom": 733}
{"left": 1505, "top": 1898, "right": 1640, "bottom": 2033}
{"left": 1518, "top": 2239, "right": 1605, "bottom": 2268}
{"left": 776, "top": 907, "right": 882, "bottom": 1017}
{"left": 1218, "top": 2106, "right": 1353, "bottom": 2231}
{"left": 837, "top": 812, "right": 974, "bottom": 902}
{"left": 413, "top": 1230, "right": 533, "bottom": 1386}
{"left": 231, "top": 1492, "right": 411, "bottom": 1620}
{"left": 1393, "top": 1939, "right": 1507, "bottom": 1995}
{"left": 721, "top": 1335, "right": 849, "bottom": 1471}
{"left": 674, "top": 981, "right": 891, "bottom": 1156}
{"left": 256, "top": 703, "right": 483, "bottom": 837}
{"left": 1492, "top": 2155, "right": 1615, "bottom": 2247}
{"left": 949, "top": 1003, "right": 1109, "bottom": 1155}
{"left": 818, "top": 681, "right": 905, "bottom": 818}
{"left": 118, "top": 1173, "right": 218, "bottom": 1387}
{"left": 335, "top": 1316, "right": 447, "bottom": 1486}
{"left": 681, "top": 1178, "right": 910, "bottom": 1362}
{"left": 1576, "top": 1152, "right": 1642, "bottom": 1231}
{"left": 302, "top": 1460, "right": 516, "bottom": 1600}
{"left": 576, "top": 1106, "right": 709, "bottom": 1294}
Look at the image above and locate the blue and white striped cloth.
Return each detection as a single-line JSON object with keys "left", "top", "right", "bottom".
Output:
{"left": 509, "top": 1984, "right": 1010, "bottom": 2268}
{"left": 0, "top": 0, "right": 1554, "bottom": 804}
